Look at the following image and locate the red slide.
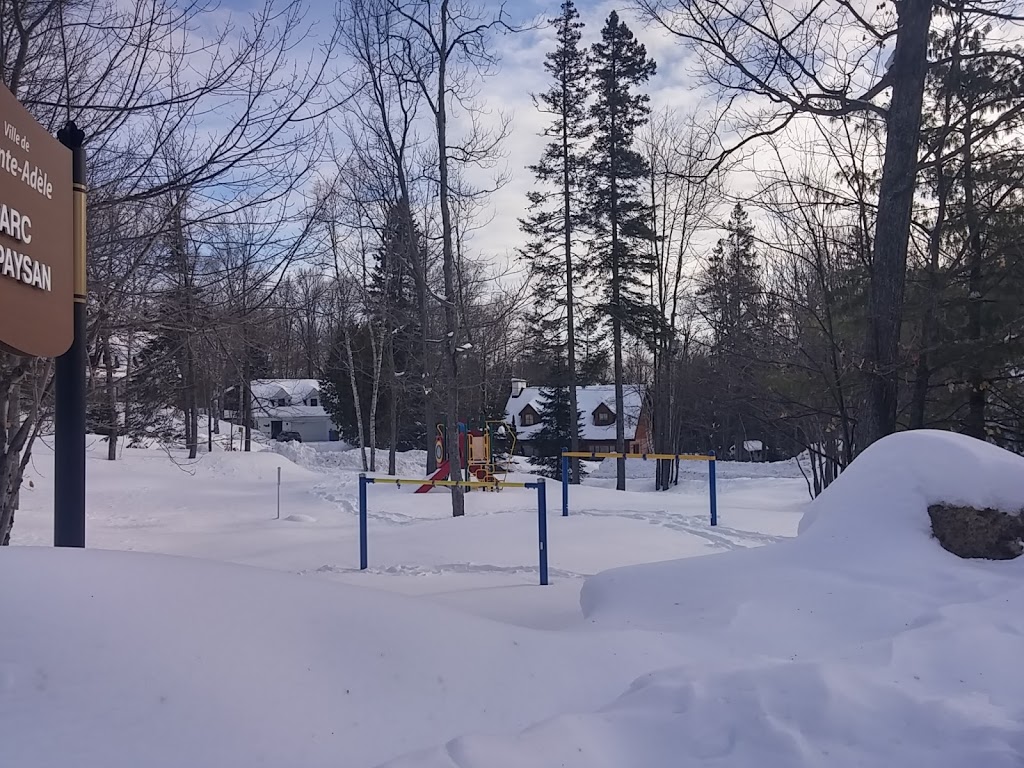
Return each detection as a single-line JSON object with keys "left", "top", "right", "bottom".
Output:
{"left": 414, "top": 461, "right": 451, "bottom": 493}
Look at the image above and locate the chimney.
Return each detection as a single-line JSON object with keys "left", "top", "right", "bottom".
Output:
{"left": 511, "top": 378, "right": 527, "bottom": 397}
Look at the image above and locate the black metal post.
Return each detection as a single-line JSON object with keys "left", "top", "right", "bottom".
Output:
{"left": 54, "top": 122, "right": 87, "bottom": 548}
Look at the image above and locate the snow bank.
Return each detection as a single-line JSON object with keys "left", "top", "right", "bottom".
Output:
{"left": 388, "top": 431, "right": 1024, "bottom": 767}
{"left": 272, "top": 441, "right": 428, "bottom": 477}
{"left": 588, "top": 455, "right": 802, "bottom": 481}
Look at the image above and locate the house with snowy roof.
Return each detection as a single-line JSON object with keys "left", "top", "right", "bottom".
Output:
{"left": 504, "top": 379, "right": 651, "bottom": 457}
{"left": 87, "top": 332, "right": 156, "bottom": 397}
{"left": 225, "top": 379, "right": 340, "bottom": 443}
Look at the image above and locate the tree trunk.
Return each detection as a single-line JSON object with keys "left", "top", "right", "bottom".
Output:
{"left": 0, "top": 381, "right": 21, "bottom": 544}
{"left": 437, "top": 0, "right": 464, "bottom": 516}
{"left": 609, "top": 60, "right": 626, "bottom": 491}
{"left": 367, "top": 327, "right": 384, "bottom": 473}
{"left": 123, "top": 334, "right": 135, "bottom": 443}
{"left": 242, "top": 366, "right": 252, "bottom": 453}
{"left": 561, "top": 72, "right": 582, "bottom": 485}
{"left": 185, "top": 337, "right": 199, "bottom": 460}
{"left": 863, "top": 0, "right": 935, "bottom": 448}
{"left": 387, "top": 333, "right": 398, "bottom": 476}
{"left": 963, "top": 109, "right": 986, "bottom": 440}
{"left": 911, "top": 62, "right": 954, "bottom": 431}
{"left": 409, "top": 204, "right": 436, "bottom": 475}
{"left": 910, "top": 205, "right": 945, "bottom": 430}
{"left": 343, "top": 323, "right": 369, "bottom": 472}
{"left": 103, "top": 333, "right": 118, "bottom": 461}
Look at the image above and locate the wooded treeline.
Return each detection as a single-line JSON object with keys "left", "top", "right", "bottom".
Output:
{"left": 4, "top": 0, "right": 1024, "bottom": 541}
{"left": 522, "top": 0, "right": 1024, "bottom": 496}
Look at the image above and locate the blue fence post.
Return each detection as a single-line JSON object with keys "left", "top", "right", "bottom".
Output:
{"left": 561, "top": 452, "right": 569, "bottom": 517}
{"left": 358, "top": 473, "right": 369, "bottom": 569}
{"left": 537, "top": 480, "right": 549, "bottom": 586}
{"left": 708, "top": 452, "right": 718, "bottom": 527}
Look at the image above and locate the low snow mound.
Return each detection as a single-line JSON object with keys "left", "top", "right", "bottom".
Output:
{"left": 282, "top": 513, "right": 317, "bottom": 523}
{"left": 389, "top": 598, "right": 1024, "bottom": 768}
{"left": 272, "top": 441, "right": 428, "bottom": 477}
{"left": 0, "top": 548, "right": 670, "bottom": 768}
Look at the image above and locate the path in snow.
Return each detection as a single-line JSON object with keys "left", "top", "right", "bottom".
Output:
{"left": 12, "top": 437, "right": 809, "bottom": 625}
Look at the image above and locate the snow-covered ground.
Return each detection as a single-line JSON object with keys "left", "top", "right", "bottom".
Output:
{"left": 4, "top": 430, "right": 1021, "bottom": 766}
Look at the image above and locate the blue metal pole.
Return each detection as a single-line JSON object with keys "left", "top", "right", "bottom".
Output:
{"left": 537, "top": 480, "right": 549, "bottom": 586}
{"left": 708, "top": 452, "right": 718, "bottom": 527}
{"left": 358, "top": 473, "right": 368, "bottom": 569}
{"left": 561, "top": 452, "right": 569, "bottom": 517}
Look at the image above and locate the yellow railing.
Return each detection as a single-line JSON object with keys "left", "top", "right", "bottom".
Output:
{"left": 365, "top": 477, "right": 532, "bottom": 489}
{"left": 561, "top": 451, "right": 715, "bottom": 461}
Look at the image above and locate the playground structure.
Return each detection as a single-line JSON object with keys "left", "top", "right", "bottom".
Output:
{"left": 560, "top": 451, "right": 718, "bottom": 526}
{"left": 358, "top": 474, "right": 550, "bottom": 585}
{"left": 416, "top": 420, "right": 516, "bottom": 493}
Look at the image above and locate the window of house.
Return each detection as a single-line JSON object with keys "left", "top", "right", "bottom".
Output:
{"left": 521, "top": 411, "right": 536, "bottom": 426}
{"left": 595, "top": 409, "right": 612, "bottom": 425}
{"left": 309, "top": 398, "right": 318, "bottom": 407}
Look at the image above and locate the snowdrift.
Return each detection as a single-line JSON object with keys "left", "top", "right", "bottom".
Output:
{"left": 589, "top": 454, "right": 802, "bottom": 482}
{"left": 389, "top": 431, "right": 1024, "bottom": 767}
{"left": 272, "top": 440, "right": 429, "bottom": 477}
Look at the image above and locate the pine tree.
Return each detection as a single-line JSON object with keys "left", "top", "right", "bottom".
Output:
{"left": 698, "top": 203, "right": 767, "bottom": 459}
{"left": 576, "top": 311, "right": 611, "bottom": 385}
{"left": 520, "top": 0, "right": 591, "bottom": 483}
{"left": 370, "top": 201, "right": 431, "bottom": 463}
{"left": 369, "top": 201, "right": 420, "bottom": 326}
{"left": 912, "top": 5, "right": 1024, "bottom": 440}
{"left": 528, "top": 386, "right": 586, "bottom": 480}
{"left": 699, "top": 203, "right": 765, "bottom": 354}
{"left": 585, "top": 10, "right": 656, "bottom": 490}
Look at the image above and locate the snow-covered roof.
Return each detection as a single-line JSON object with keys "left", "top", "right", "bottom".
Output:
{"left": 505, "top": 384, "right": 646, "bottom": 441}
{"left": 250, "top": 379, "right": 320, "bottom": 404}
{"left": 90, "top": 332, "right": 156, "bottom": 380}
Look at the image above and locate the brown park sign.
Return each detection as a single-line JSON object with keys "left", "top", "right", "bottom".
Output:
{"left": 0, "top": 84, "right": 72, "bottom": 357}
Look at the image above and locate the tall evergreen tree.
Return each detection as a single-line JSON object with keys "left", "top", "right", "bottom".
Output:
{"left": 371, "top": 201, "right": 428, "bottom": 463}
{"left": 528, "top": 386, "right": 586, "bottom": 480}
{"left": 520, "top": 0, "right": 591, "bottom": 484}
{"left": 585, "top": 11, "right": 656, "bottom": 490}
{"left": 912, "top": 4, "right": 1024, "bottom": 441}
{"left": 699, "top": 204, "right": 765, "bottom": 354}
{"left": 698, "top": 203, "right": 767, "bottom": 459}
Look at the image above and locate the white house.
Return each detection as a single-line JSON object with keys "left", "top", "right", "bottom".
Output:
{"left": 246, "top": 379, "right": 340, "bottom": 442}
{"left": 504, "top": 379, "right": 650, "bottom": 457}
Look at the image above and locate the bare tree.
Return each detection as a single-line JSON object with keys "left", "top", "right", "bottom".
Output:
{"left": 0, "top": 0, "right": 341, "bottom": 539}
{"left": 388, "top": 0, "right": 514, "bottom": 516}
{"left": 640, "top": 107, "right": 728, "bottom": 488}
